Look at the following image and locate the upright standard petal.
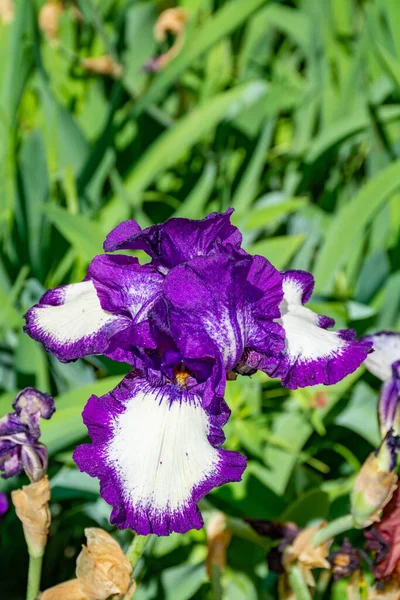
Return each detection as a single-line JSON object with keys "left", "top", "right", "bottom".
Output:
{"left": 379, "top": 361, "right": 400, "bottom": 437}
{"left": 104, "top": 209, "right": 243, "bottom": 268}
{"left": 264, "top": 270, "right": 371, "bottom": 389}
{"left": 161, "top": 254, "right": 284, "bottom": 374}
{"left": 362, "top": 331, "right": 400, "bottom": 381}
{"left": 74, "top": 372, "right": 246, "bottom": 536}
{"left": 24, "top": 280, "right": 130, "bottom": 363}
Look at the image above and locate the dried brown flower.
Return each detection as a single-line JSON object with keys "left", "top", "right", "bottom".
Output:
{"left": 40, "top": 528, "right": 134, "bottom": 600}
{"left": 146, "top": 7, "right": 189, "bottom": 71}
{"left": 11, "top": 475, "right": 51, "bottom": 557}
{"left": 81, "top": 56, "right": 123, "bottom": 78}
{"left": 77, "top": 528, "right": 133, "bottom": 600}
{"left": 282, "top": 524, "right": 332, "bottom": 587}
{"left": 0, "top": 0, "right": 13, "bottom": 24}
{"left": 329, "top": 539, "right": 363, "bottom": 581}
{"left": 39, "top": 1, "right": 64, "bottom": 41}
{"left": 39, "top": 579, "right": 87, "bottom": 600}
{"left": 206, "top": 512, "right": 231, "bottom": 577}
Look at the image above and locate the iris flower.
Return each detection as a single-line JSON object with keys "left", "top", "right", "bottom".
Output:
{"left": 0, "top": 388, "right": 55, "bottom": 482}
{"left": 25, "top": 210, "right": 370, "bottom": 535}
{"left": 362, "top": 331, "right": 400, "bottom": 438}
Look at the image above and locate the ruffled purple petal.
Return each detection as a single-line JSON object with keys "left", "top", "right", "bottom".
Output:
{"left": 104, "top": 209, "right": 243, "bottom": 268}
{"left": 379, "top": 361, "right": 400, "bottom": 437}
{"left": 260, "top": 270, "right": 372, "bottom": 389}
{"left": 13, "top": 388, "right": 55, "bottom": 436}
{"left": 74, "top": 371, "right": 246, "bottom": 536}
{"left": 362, "top": 331, "right": 400, "bottom": 381}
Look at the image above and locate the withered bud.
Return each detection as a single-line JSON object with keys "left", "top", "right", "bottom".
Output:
{"left": 81, "top": 56, "right": 123, "bottom": 78}
{"left": 39, "top": 1, "right": 64, "bottom": 41}
{"left": 154, "top": 8, "right": 188, "bottom": 42}
{"left": 206, "top": 512, "right": 232, "bottom": 578}
{"left": 11, "top": 476, "right": 51, "bottom": 558}
{"left": 76, "top": 528, "right": 133, "bottom": 600}
{"left": 146, "top": 7, "right": 189, "bottom": 72}
{"left": 0, "top": 0, "right": 13, "bottom": 24}
{"left": 351, "top": 451, "right": 398, "bottom": 528}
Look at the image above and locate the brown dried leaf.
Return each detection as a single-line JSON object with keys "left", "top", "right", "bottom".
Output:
{"left": 11, "top": 476, "right": 51, "bottom": 557}
{"left": 282, "top": 524, "right": 332, "bottom": 588}
{"left": 39, "top": 579, "right": 86, "bottom": 600}
{"left": 367, "top": 581, "right": 400, "bottom": 600}
{"left": 206, "top": 512, "right": 232, "bottom": 577}
{"left": 81, "top": 56, "right": 123, "bottom": 78}
{"left": 76, "top": 528, "right": 132, "bottom": 600}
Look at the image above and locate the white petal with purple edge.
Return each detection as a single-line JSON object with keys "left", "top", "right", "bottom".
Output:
{"left": 24, "top": 281, "right": 129, "bottom": 362}
{"left": 363, "top": 332, "right": 400, "bottom": 381}
{"left": 270, "top": 271, "right": 371, "bottom": 388}
{"left": 74, "top": 373, "right": 246, "bottom": 536}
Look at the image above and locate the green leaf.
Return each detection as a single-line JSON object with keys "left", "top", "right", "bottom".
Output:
{"left": 249, "top": 234, "right": 305, "bottom": 270}
{"left": 44, "top": 204, "right": 106, "bottom": 263}
{"left": 335, "top": 382, "right": 380, "bottom": 447}
{"left": 123, "top": 82, "right": 267, "bottom": 201}
{"left": 41, "top": 376, "right": 122, "bottom": 454}
{"left": 314, "top": 160, "right": 400, "bottom": 293}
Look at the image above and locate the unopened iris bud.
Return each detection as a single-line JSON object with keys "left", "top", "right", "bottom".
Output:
{"left": 351, "top": 443, "right": 398, "bottom": 528}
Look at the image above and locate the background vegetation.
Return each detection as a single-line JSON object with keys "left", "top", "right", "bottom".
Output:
{"left": 1, "top": 0, "right": 400, "bottom": 597}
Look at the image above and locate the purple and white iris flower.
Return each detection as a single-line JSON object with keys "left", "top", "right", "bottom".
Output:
{"left": 24, "top": 210, "right": 371, "bottom": 535}
{"left": 362, "top": 331, "right": 400, "bottom": 442}
{"left": 0, "top": 388, "right": 55, "bottom": 482}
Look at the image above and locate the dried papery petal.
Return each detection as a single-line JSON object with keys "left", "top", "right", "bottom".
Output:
{"left": 0, "top": 0, "right": 13, "bottom": 23}
{"left": 11, "top": 476, "right": 51, "bottom": 557}
{"left": 39, "top": 1, "right": 64, "bottom": 40}
{"left": 81, "top": 56, "right": 123, "bottom": 78}
{"left": 351, "top": 452, "right": 398, "bottom": 528}
{"left": 39, "top": 579, "right": 87, "bottom": 600}
{"left": 206, "top": 512, "right": 231, "bottom": 577}
{"left": 282, "top": 524, "right": 331, "bottom": 587}
{"left": 76, "top": 528, "right": 132, "bottom": 600}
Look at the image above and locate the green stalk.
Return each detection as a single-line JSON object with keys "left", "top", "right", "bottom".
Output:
{"left": 288, "top": 565, "right": 312, "bottom": 600}
{"left": 312, "top": 515, "right": 354, "bottom": 547}
{"left": 126, "top": 534, "right": 152, "bottom": 569}
{"left": 26, "top": 554, "right": 43, "bottom": 600}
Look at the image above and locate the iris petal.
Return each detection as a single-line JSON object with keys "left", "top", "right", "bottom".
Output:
{"left": 362, "top": 331, "right": 400, "bottom": 381}
{"left": 74, "top": 371, "right": 246, "bottom": 536}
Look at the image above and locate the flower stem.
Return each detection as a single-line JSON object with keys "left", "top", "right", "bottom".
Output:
{"left": 126, "top": 534, "right": 152, "bottom": 569}
{"left": 288, "top": 565, "right": 312, "bottom": 600}
{"left": 312, "top": 514, "right": 354, "bottom": 547}
{"left": 26, "top": 554, "right": 43, "bottom": 600}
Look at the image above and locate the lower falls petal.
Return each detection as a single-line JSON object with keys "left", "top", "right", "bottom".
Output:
{"left": 74, "top": 372, "right": 246, "bottom": 536}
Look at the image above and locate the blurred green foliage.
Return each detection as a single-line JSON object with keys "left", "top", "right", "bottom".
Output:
{"left": 1, "top": 0, "right": 400, "bottom": 598}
